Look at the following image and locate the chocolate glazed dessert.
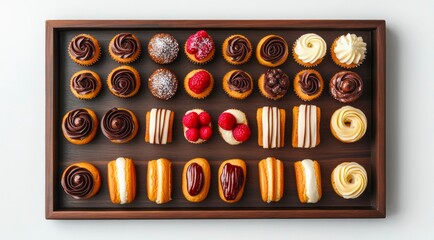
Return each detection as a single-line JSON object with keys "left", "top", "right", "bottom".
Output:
{"left": 111, "top": 33, "right": 139, "bottom": 58}
{"left": 71, "top": 72, "right": 97, "bottom": 95}
{"left": 220, "top": 163, "right": 244, "bottom": 201}
{"left": 61, "top": 166, "right": 94, "bottom": 199}
{"left": 101, "top": 108, "right": 138, "bottom": 143}
{"left": 69, "top": 35, "right": 96, "bottom": 61}
{"left": 186, "top": 163, "right": 204, "bottom": 196}
{"left": 330, "top": 71, "right": 363, "bottom": 103}
{"left": 299, "top": 71, "right": 321, "bottom": 96}
{"left": 63, "top": 109, "right": 93, "bottom": 140}
{"left": 260, "top": 37, "right": 286, "bottom": 64}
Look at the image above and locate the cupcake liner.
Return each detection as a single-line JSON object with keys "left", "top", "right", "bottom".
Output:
{"left": 222, "top": 34, "right": 253, "bottom": 66}
{"left": 183, "top": 69, "right": 214, "bottom": 99}
{"left": 330, "top": 37, "right": 364, "bottom": 69}
{"left": 108, "top": 33, "right": 142, "bottom": 64}
{"left": 292, "top": 42, "right": 323, "bottom": 68}
{"left": 70, "top": 70, "right": 102, "bottom": 100}
{"left": 68, "top": 34, "right": 101, "bottom": 66}
{"left": 184, "top": 41, "right": 215, "bottom": 65}
{"left": 293, "top": 69, "right": 324, "bottom": 101}
{"left": 107, "top": 65, "right": 141, "bottom": 99}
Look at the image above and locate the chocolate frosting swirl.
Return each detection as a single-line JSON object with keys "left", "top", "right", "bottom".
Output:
{"left": 186, "top": 163, "right": 204, "bottom": 196}
{"left": 260, "top": 36, "right": 286, "bottom": 63}
{"left": 111, "top": 33, "right": 138, "bottom": 58}
{"left": 61, "top": 166, "right": 94, "bottom": 199}
{"left": 330, "top": 71, "right": 363, "bottom": 103}
{"left": 72, "top": 72, "right": 97, "bottom": 95}
{"left": 226, "top": 36, "right": 251, "bottom": 62}
{"left": 299, "top": 71, "right": 321, "bottom": 95}
{"left": 63, "top": 109, "right": 93, "bottom": 140}
{"left": 220, "top": 163, "right": 244, "bottom": 200}
{"left": 110, "top": 69, "right": 136, "bottom": 96}
{"left": 228, "top": 71, "right": 251, "bottom": 93}
{"left": 69, "top": 35, "right": 96, "bottom": 60}
{"left": 101, "top": 108, "right": 135, "bottom": 141}
{"left": 263, "top": 68, "right": 289, "bottom": 97}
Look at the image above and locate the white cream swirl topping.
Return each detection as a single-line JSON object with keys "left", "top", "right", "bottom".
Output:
{"left": 331, "top": 106, "right": 367, "bottom": 143}
{"left": 333, "top": 33, "right": 367, "bottom": 65}
{"left": 294, "top": 33, "right": 327, "bottom": 64}
{"left": 332, "top": 162, "right": 367, "bottom": 199}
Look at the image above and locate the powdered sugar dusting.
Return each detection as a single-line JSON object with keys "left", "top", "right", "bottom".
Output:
{"left": 186, "top": 33, "right": 214, "bottom": 60}
{"left": 149, "top": 68, "right": 178, "bottom": 100}
{"left": 148, "top": 34, "right": 179, "bottom": 64}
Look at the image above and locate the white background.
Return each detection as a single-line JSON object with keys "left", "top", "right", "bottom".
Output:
{"left": 1, "top": 0, "right": 433, "bottom": 239}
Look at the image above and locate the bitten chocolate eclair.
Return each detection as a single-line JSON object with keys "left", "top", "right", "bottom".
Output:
{"left": 294, "top": 159, "right": 322, "bottom": 203}
{"left": 147, "top": 158, "right": 172, "bottom": 204}
{"left": 258, "top": 157, "right": 284, "bottom": 203}
{"left": 145, "top": 108, "right": 175, "bottom": 144}
{"left": 218, "top": 159, "right": 246, "bottom": 203}
{"left": 182, "top": 158, "right": 211, "bottom": 202}
{"left": 107, "top": 157, "right": 136, "bottom": 204}
{"left": 257, "top": 106, "right": 286, "bottom": 149}
{"left": 292, "top": 104, "right": 321, "bottom": 148}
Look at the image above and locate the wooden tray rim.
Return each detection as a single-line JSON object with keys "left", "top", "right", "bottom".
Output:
{"left": 46, "top": 19, "right": 386, "bottom": 219}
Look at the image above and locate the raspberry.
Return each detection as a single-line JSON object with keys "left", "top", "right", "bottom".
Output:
{"left": 199, "top": 126, "right": 212, "bottom": 141}
{"left": 186, "top": 37, "right": 197, "bottom": 54}
{"left": 188, "top": 71, "right": 211, "bottom": 94}
{"left": 218, "top": 112, "right": 237, "bottom": 130}
{"left": 196, "top": 30, "right": 209, "bottom": 38}
{"left": 199, "top": 111, "right": 211, "bottom": 126}
{"left": 232, "top": 124, "right": 251, "bottom": 142}
{"left": 183, "top": 112, "right": 200, "bottom": 128}
{"left": 185, "top": 128, "right": 200, "bottom": 142}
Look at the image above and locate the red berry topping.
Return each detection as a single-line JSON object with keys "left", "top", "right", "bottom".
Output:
{"left": 188, "top": 71, "right": 211, "bottom": 94}
{"left": 218, "top": 112, "right": 237, "bottom": 130}
{"left": 185, "top": 128, "right": 200, "bottom": 142}
{"left": 185, "top": 30, "right": 214, "bottom": 60}
{"left": 199, "top": 126, "right": 213, "bottom": 141}
{"left": 183, "top": 112, "right": 200, "bottom": 128}
{"left": 232, "top": 124, "right": 251, "bottom": 142}
{"left": 199, "top": 111, "right": 211, "bottom": 126}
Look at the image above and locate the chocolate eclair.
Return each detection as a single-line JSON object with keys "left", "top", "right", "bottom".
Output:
{"left": 218, "top": 159, "right": 246, "bottom": 203}
{"left": 182, "top": 158, "right": 211, "bottom": 202}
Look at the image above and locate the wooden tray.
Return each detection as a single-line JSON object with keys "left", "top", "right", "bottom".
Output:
{"left": 46, "top": 20, "right": 385, "bottom": 219}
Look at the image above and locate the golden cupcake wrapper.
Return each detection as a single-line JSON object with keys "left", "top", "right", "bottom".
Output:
{"left": 291, "top": 42, "right": 323, "bottom": 68}
{"left": 108, "top": 33, "right": 142, "bottom": 64}
{"left": 222, "top": 34, "right": 253, "bottom": 65}
{"left": 68, "top": 34, "right": 101, "bottom": 66}
{"left": 183, "top": 69, "right": 214, "bottom": 99}
{"left": 107, "top": 65, "right": 141, "bottom": 99}
{"left": 222, "top": 70, "right": 253, "bottom": 100}
{"left": 330, "top": 37, "right": 364, "bottom": 69}
{"left": 293, "top": 69, "right": 324, "bottom": 101}
{"left": 184, "top": 41, "right": 215, "bottom": 65}
{"left": 258, "top": 74, "right": 286, "bottom": 101}
{"left": 70, "top": 70, "right": 102, "bottom": 100}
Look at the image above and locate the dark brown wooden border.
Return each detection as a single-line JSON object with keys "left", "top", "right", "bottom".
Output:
{"left": 46, "top": 20, "right": 386, "bottom": 219}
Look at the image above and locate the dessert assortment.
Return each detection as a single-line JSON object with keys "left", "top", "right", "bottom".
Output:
{"left": 60, "top": 30, "right": 370, "bottom": 206}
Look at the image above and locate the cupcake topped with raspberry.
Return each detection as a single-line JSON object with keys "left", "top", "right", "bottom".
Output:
{"left": 184, "top": 30, "right": 215, "bottom": 64}
{"left": 182, "top": 109, "right": 213, "bottom": 144}
{"left": 184, "top": 69, "right": 214, "bottom": 99}
{"left": 218, "top": 109, "right": 251, "bottom": 145}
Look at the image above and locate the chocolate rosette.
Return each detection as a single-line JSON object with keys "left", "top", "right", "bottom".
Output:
{"left": 61, "top": 166, "right": 94, "bottom": 199}
{"left": 63, "top": 109, "right": 93, "bottom": 140}
{"left": 226, "top": 36, "right": 251, "bottom": 62}
{"left": 101, "top": 108, "right": 136, "bottom": 142}
{"left": 228, "top": 71, "right": 251, "bottom": 93}
{"left": 69, "top": 35, "right": 96, "bottom": 61}
{"left": 110, "top": 69, "right": 136, "bottom": 96}
{"left": 299, "top": 71, "right": 321, "bottom": 96}
{"left": 111, "top": 33, "right": 139, "bottom": 59}
{"left": 72, "top": 72, "right": 97, "bottom": 95}
{"left": 330, "top": 71, "right": 363, "bottom": 103}
{"left": 260, "top": 36, "right": 287, "bottom": 64}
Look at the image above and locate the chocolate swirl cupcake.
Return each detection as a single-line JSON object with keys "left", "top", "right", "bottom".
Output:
{"left": 222, "top": 70, "right": 253, "bottom": 100}
{"left": 107, "top": 66, "right": 141, "bottom": 98}
{"left": 293, "top": 69, "right": 324, "bottom": 101}
{"left": 259, "top": 68, "right": 290, "bottom": 100}
{"left": 62, "top": 108, "right": 98, "bottom": 145}
{"left": 222, "top": 35, "right": 252, "bottom": 65}
{"left": 109, "top": 33, "right": 141, "bottom": 63}
{"left": 101, "top": 107, "right": 138, "bottom": 143}
{"left": 61, "top": 162, "right": 101, "bottom": 200}
{"left": 330, "top": 71, "right": 363, "bottom": 103}
{"left": 68, "top": 34, "right": 100, "bottom": 66}
{"left": 256, "top": 35, "right": 289, "bottom": 67}
{"left": 70, "top": 70, "right": 102, "bottom": 100}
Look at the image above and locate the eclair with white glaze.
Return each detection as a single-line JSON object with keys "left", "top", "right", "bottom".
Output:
{"left": 107, "top": 157, "right": 136, "bottom": 204}
{"left": 292, "top": 104, "right": 320, "bottom": 148}
{"left": 294, "top": 159, "right": 322, "bottom": 203}
{"left": 145, "top": 108, "right": 174, "bottom": 144}
{"left": 257, "top": 106, "right": 286, "bottom": 149}
{"left": 147, "top": 158, "right": 172, "bottom": 204}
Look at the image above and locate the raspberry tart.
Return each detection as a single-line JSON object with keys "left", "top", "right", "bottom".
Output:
{"left": 184, "top": 69, "right": 214, "bottom": 99}
{"left": 184, "top": 30, "right": 215, "bottom": 64}
{"left": 182, "top": 109, "right": 213, "bottom": 144}
{"left": 218, "top": 109, "right": 251, "bottom": 145}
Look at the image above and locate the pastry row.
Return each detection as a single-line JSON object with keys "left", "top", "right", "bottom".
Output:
{"left": 62, "top": 105, "right": 367, "bottom": 145}
{"left": 71, "top": 68, "right": 363, "bottom": 103}
{"left": 68, "top": 31, "right": 367, "bottom": 68}
{"left": 62, "top": 158, "right": 368, "bottom": 204}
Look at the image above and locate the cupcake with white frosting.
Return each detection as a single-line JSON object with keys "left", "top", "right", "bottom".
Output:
{"left": 331, "top": 33, "right": 367, "bottom": 69}
{"left": 293, "top": 33, "right": 327, "bottom": 67}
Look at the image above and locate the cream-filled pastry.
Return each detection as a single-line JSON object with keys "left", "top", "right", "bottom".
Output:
{"left": 107, "top": 157, "right": 136, "bottom": 204}
{"left": 257, "top": 106, "right": 286, "bottom": 149}
{"left": 292, "top": 104, "right": 320, "bottom": 148}
{"left": 258, "top": 157, "right": 284, "bottom": 203}
{"left": 145, "top": 108, "right": 174, "bottom": 144}
{"left": 147, "top": 158, "right": 172, "bottom": 204}
{"left": 294, "top": 159, "right": 322, "bottom": 203}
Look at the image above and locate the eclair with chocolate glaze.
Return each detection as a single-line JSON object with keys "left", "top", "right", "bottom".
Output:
{"left": 218, "top": 159, "right": 246, "bottom": 203}
{"left": 182, "top": 158, "right": 211, "bottom": 202}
